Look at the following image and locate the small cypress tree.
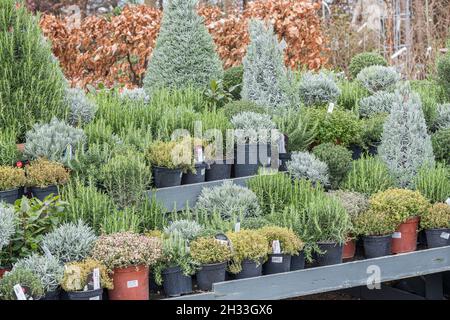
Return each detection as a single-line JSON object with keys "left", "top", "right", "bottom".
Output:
{"left": 241, "top": 19, "right": 291, "bottom": 110}
{"left": 379, "top": 83, "right": 435, "bottom": 188}
{"left": 0, "top": 0, "right": 67, "bottom": 140}
{"left": 143, "top": 0, "right": 223, "bottom": 94}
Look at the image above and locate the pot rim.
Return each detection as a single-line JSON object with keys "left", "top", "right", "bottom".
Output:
{"left": 113, "top": 265, "right": 148, "bottom": 273}
{"left": 425, "top": 227, "right": 450, "bottom": 232}
{"left": 0, "top": 188, "right": 20, "bottom": 193}
{"left": 152, "top": 166, "right": 182, "bottom": 171}
{"left": 363, "top": 234, "right": 393, "bottom": 239}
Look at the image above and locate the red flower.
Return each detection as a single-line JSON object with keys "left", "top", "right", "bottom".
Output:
{"left": 16, "top": 161, "right": 23, "bottom": 168}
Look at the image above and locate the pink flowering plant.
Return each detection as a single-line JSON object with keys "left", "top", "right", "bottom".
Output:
{"left": 90, "top": 232, "right": 162, "bottom": 271}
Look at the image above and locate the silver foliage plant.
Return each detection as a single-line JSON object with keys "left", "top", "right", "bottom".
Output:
{"left": 66, "top": 88, "right": 97, "bottom": 127}
{"left": 298, "top": 71, "right": 341, "bottom": 107}
{"left": 41, "top": 220, "right": 97, "bottom": 264}
{"left": 379, "top": 83, "right": 435, "bottom": 188}
{"left": 163, "top": 219, "right": 203, "bottom": 241}
{"left": 358, "top": 91, "right": 396, "bottom": 118}
{"left": 287, "top": 151, "right": 330, "bottom": 186}
{"left": 143, "top": 0, "right": 223, "bottom": 94}
{"left": 0, "top": 203, "right": 16, "bottom": 250}
{"left": 241, "top": 19, "right": 292, "bottom": 110}
{"left": 231, "top": 111, "right": 278, "bottom": 144}
{"left": 434, "top": 103, "right": 450, "bottom": 130}
{"left": 24, "top": 117, "right": 86, "bottom": 164}
{"left": 357, "top": 65, "right": 401, "bottom": 94}
{"left": 194, "top": 181, "right": 262, "bottom": 220}
{"left": 120, "top": 88, "right": 150, "bottom": 104}
{"left": 13, "top": 253, "right": 63, "bottom": 293}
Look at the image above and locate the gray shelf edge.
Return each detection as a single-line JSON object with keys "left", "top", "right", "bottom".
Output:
{"left": 166, "top": 246, "right": 450, "bottom": 300}
{"left": 147, "top": 176, "right": 254, "bottom": 213}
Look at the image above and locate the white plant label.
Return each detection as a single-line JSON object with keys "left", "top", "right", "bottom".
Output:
{"left": 327, "top": 103, "right": 335, "bottom": 114}
{"left": 392, "top": 232, "right": 402, "bottom": 239}
{"left": 271, "top": 256, "right": 283, "bottom": 263}
{"left": 234, "top": 222, "right": 240, "bottom": 233}
{"left": 215, "top": 239, "right": 229, "bottom": 247}
{"left": 127, "top": 280, "right": 139, "bottom": 289}
{"left": 201, "top": 169, "right": 205, "bottom": 176}
{"left": 272, "top": 240, "right": 281, "bottom": 254}
{"left": 93, "top": 268, "right": 100, "bottom": 290}
{"left": 89, "top": 296, "right": 100, "bottom": 300}
{"left": 195, "top": 146, "right": 204, "bottom": 163}
{"left": 446, "top": 198, "right": 450, "bottom": 206}
{"left": 13, "top": 284, "right": 27, "bottom": 300}
{"left": 440, "top": 232, "right": 450, "bottom": 240}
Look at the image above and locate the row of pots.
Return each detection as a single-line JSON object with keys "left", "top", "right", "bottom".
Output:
{"left": 0, "top": 185, "right": 58, "bottom": 204}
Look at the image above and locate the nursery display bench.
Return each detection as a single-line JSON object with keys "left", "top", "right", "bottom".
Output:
{"left": 167, "top": 246, "right": 450, "bottom": 300}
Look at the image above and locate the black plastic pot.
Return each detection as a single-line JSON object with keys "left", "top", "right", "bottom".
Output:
{"left": 0, "top": 188, "right": 20, "bottom": 204}
{"left": 290, "top": 251, "right": 306, "bottom": 271}
{"left": 425, "top": 228, "right": 450, "bottom": 248}
{"left": 233, "top": 144, "right": 259, "bottom": 178}
{"left": 316, "top": 243, "right": 343, "bottom": 266}
{"left": 30, "top": 185, "right": 58, "bottom": 201}
{"left": 162, "top": 266, "right": 192, "bottom": 297}
{"left": 278, "top": 153, "right": 291, "bottom": 172}
{"left": 196, "top": 262, "right": 227, "bottom": 291}
{"left": 181, "top": 163, "right": 207, "bottom": 185}
{"left": 152, "top": 166, "right": 183, "bottom": 188}
{"left": 41, "top": 289, "right": 61, "bottom": 300}
{"left": 363, "top": 235, "right": 392, "bottom": 258}
{"left": 263, "top": 254, "right": 291, "bottom": 275}
{"left": 368, "top": 144, "right": 379, "bottom": 156}
{"left": 149, "top": 272, "right": 164, "bottom": 294}
{"left": 258, "top": 143, "right": 272, "bottom": 168}
{"left": 206, "top": 161, "right": 232, "bottom": 181}
{"left": 349, "top": 144, "right": 364, "bottom": 160}
{"left": 235, "top": 259, "right": 263, "bottom": 280}
{"left": 63, "top": 288, "right": 103, "bottom": 300}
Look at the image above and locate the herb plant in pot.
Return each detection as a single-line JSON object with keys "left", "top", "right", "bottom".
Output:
{"left": 91, "top": 232, "right": 162, "bottom": 300}
{"left": 204, "top": 140, "right": 233, "bottom": 182}
{"left": 420, "top": 203, "right": 450, "bottom": 248}
{"left": 179, "top": 137, "right": 208, "bottom": 185}
{"left": 354, "top": 210, "right": 397, "bottom": 258}
{"left": 61, "top": 259, "right": 113, "bottom": 300}
{"left": 369, "top": 189, "right": 430, "bottom": 254}
{"left": 190, "top": 237, "right": 232, "bottom": 291}
{"left": 153, "top": 234, "right": 196, "bottom": 297}
{"left": 226, "top": 230, "right": 269, "bottom": 279}
{"left": 0, "top": 267, "right": 44, "bottom": 300}
{"left": 0, "top": 166, "right": 26, "bottom": 204}
{"left": 259, "top": 226, "right": 304, "bottom": 275}
{"left": 25, "top": 159, "right": 69, "bottom": 200}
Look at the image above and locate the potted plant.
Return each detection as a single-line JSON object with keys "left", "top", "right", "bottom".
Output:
{"left": 0, "top": 267, "right": 44, "bottom": 300}
{"left": 420, "top": 203, "right": 450, "bottom": 248}
{"left": 91, "top": 232, "right": 162, "bottom": 300}
{"left": 286, "top": 151, "right": 330, "bottom": 188}
{"left": 25, "top": 158, "right": 70, "bottom": 200}
{"left": 61, "top": 258, "right": 113, "bottom": 300}
{"left": 354, "top": 210, "right": 397, "bottom": 258}
{"left": 204, "top": 139, "right": 233, "bottom": 182}
{"left": 369, "top": 189, "right": 430, "bottom": 254}
{"left": 177, "top": 136, "right": 208, "bottom": 185}
{"left": 146, "top": 140, "right": 194, "bottom": 188}
{"left": 225, "top": 230, "right": 269, "bottom": 279}
{"left": 190, "top": 237, "right": 232, "bottom": 291}
{"left": 0, "top": 166, "right": 26, "bottom": 204}
{"left": 259, "top": 226, "right": 304, "bottom": 275}
{"left": 0, "top": 203, "right": 16, "bottom": 278}
{"left": 12, "top": 254, "right": 63, "bottom": 300}
{"left": 328, "top": 191, "right": 369, "bottom": 260}
{"left": 153, "top": 234, "right": 196, "bottom": 297}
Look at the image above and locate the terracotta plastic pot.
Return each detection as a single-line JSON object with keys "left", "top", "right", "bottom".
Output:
{"left": 108, "top": 265, "right": 149, "bottom": 300}
{"left": 0, "top": 267, "right": 10, "bottom": 279}
{"left": 342, "top": 239, "right": 356, "bottom": 259}
{"left": 391, "top": 217, "right": 420, "bottom": 254}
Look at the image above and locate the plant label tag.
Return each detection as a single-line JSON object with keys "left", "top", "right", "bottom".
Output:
{"left": 440, "top": 232, "right": 450, "bottom": 240}
{"left": 271, "top": 256, "right": 283, "bottom": 263}
{"left": 89, "top": 296, "right": 100, "bottom": 301}
{"left": 195, "top": 146, "right": 204, "bottom": 163}
{"left": 13, "top": 284, "right": 27, "bottom": 300}
{"left": 446, "top": 198, "right": 450, "bottom": 206}
{"left": 93, "top": 268, "right": 100, "bottom": 290}
{"left": 215, "top": 239, "right": 229, "bottom": 247}
{"left": 392, "top": 232, "right": 402, "bottom": 239}
{"left": 201, "top": 169, "right": 205, "bottom": 176}
{"left": 272, "top": 240, "right": 281, "bottom": 254}
{"left": 234, "top": 222, "right": 240, "bottom": 233}
{"left": 127, "top": 280, "right": 139, "bottom": 288}
{"left": 327, "top": 103, "right": 335, "bottom": 114}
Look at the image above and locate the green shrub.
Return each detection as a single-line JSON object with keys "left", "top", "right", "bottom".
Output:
{"left": 223, "top": 100, "right": 267, "bottom": 119}
{"left": 420, "top": 203, "right": 450, "bottom": 230}
{"left": 66, "top": 88, "right": 97, "bottom": 127}
{"left": 143, "top": 0, "right": 223, "bottom": 94}
{"left": 341, "top": 156, "right": 394, "bottom": 196}
{"left": 353, "top": 210, "right": 397, "bottom": 237}
{"left": 0, "top": 0, "right": 68, "bottom": 140}
{"left": 411, "top": 80, "right": 444, "bottom": 130}
{"left": 0, "top": 128, "right": 20, "bottom": 166}
{"left": 358, "top": 91, "right": 396, "bottom": 117}
{"left": 146, "top": 140, "right": 183, "bottom": 170}
{"left": 100, "top": 207, "right": 142, "bottom": 235}
{"left": 163, "top": 219, "right": 203, "bottom": 241}
{"left": 25, "top": 159, "right": 69, "bottom": 188}
{"left": 61, "top": 258, "right": 113, "bottom": 292}
{"left": 0, "top": 166, "right": 26, "bottom": 191}
{"left": 432, "top": 129, "right": 450, "bottom": 164}
{"left": 259, "top": 226, "right": 304, "bottom": 255}
{"left": 437, "top": 51, "right": 450, "bottom": 99}
{"left": 274, "top": 109, "right": 316, "bottom": 152}
{"left": 349, "top": 52, "right": 388, "bottom": 79}
{"left": 312, "top": 143, "right": 352, "bottom": 189}
{"left": 0, "top": 267, "right": 44, "bottom": 300}
{"left": 240, "top": 216, "right": 272, "bottom": 230}
{"left": 337, "top": 80, "right": 368, "bottom": 110}
{"left": 357, "top": 66, "right": 400, "bottom": 94}
{"left": 223, "top": 65, "right": 244, "bottom": 100}
{"left": 359, "top": 113, "right": 387, "bottom": 148}
{"left": 287, "top": 151, "right": 329, "bottom": 186}
{"left": 414, "top": 164, "right": 450, "bottom": 203}
{"left": 328, "top": 191, "right": 369, "bottom": 220}
{"left": 298, "top": 71, "right": 341, "bottom": 107}
{"left": 190, "top": 237, "right": 232, "bottom": 265}
{"left": 231, "top": 112, "right": 277, "bottom": 144}
{"left": 434, "top": 104, "right": 450, "bottom": 130}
